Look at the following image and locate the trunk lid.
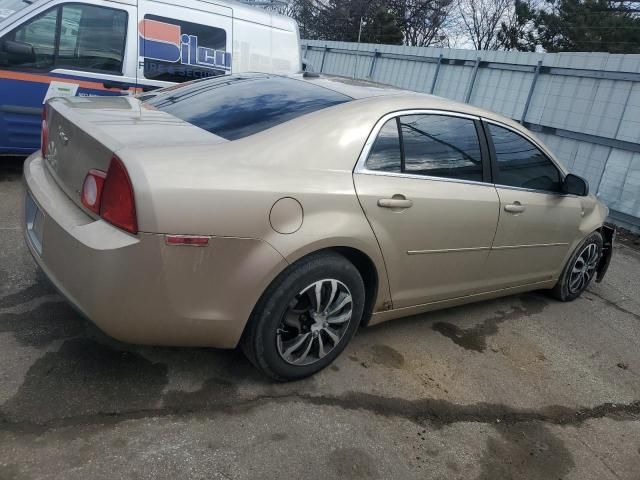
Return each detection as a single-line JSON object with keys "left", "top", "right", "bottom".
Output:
{"left": 44, "top": 95, "right": 226, "bottom": 212}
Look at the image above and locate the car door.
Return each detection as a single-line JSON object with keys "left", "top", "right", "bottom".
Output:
{"left": 0, "top": 0, "right": 136, "bottom": 154}
{"left": 482, "top": 120, "right": 583, "bottom": 289}
{"left": 136, "top": 0, "right": 232, "bottom": 92}
{"left": 353, "top": 111, "right": 500, "bottom": 309}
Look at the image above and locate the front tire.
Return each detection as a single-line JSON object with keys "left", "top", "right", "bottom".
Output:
{"left": 242, "top": 251, "right": 365, "bottom": 381}
{"left": 551, "top": 231, "right": 603, "bottom": 302}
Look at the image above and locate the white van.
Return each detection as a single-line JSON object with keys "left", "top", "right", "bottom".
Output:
{"left": 0, "top": 0, "right": 301, "bottom": 154}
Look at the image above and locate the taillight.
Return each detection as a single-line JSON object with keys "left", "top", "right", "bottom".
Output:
{"left": 41, "top": 106, "right": 48, "bottom": 156}
{"left": 81, "top": 169, "right": 106, "bottom": 214}
{"left": 100, "top": 155, "right": 138, "bottom": 234}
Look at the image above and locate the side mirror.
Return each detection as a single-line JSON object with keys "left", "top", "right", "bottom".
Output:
{"left": 1, "top": 39, "right": 36, "bottom": 64}
{"left": 562, "top": 173, "right": 589, "bottom": 196}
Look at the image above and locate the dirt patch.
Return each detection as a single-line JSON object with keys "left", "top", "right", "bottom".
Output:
{"left": 0, "top": 338, "right": 169, "bottom": 424}
{"left": 370, "top": 344, "right": 405, "bottom": 369}
{"left": 432, "top": 294, "right": 548, "bottom": 352}
{"left": 478, "top": 423, "right": 574, "bottom": 480}
{"left": 0, "top": 301, "right": 86, "bottom": 347}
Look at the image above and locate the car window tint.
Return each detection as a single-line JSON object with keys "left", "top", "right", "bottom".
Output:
{"left": 141, "top": 15, "right": 228, "bottom": 83}
{"left": 56, "top": 4, "right": 127, "bottom": 74}
{"left": 399, "top": 115, "right": 483, "bottom": 182}
{"left": 4, "top": 8, "right": 57, "bottom": 69}
{"left": 145, "top": 74, "right": 352, "bottom": 140}
{"left": 366, "top": 119, "right": 401, "bottom": 172}
{"left": 1, "top": 3, "right": 126, "bottom": 73}
{"left": 489, "top": 123, "right": 561, "bottom": 192}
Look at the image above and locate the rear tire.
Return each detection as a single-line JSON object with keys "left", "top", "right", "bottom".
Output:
{"left": 242, "top": 251, "right": 365, "bottom": 381}
{"left": 551, "top": 231, "right": 603, "bottom": 302}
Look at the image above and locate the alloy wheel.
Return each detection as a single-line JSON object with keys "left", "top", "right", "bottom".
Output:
{"left": 568, "top": 242, "right": 599, "bottom": 294}
{"left": 276, "top": 279, "right": 353, "bottom": 366}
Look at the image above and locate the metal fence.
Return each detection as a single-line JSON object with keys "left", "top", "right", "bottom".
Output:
{"left": 301, "top": 39, "right": 640, "bottom": 231}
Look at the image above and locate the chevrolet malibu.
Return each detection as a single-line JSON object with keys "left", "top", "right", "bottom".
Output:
{"left": 23, "top": 73, "right": 614, "bottom": 380}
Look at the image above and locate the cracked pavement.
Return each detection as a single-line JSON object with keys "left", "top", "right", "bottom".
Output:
{"left": 1, "top": 158, "right": 640, "bottom": 479}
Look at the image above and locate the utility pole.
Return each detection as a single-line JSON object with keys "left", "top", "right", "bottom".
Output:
{"left": 353, "top": 17, "right": 364, "bottom": 79}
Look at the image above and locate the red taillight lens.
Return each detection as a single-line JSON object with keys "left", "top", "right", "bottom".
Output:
{"left": 100, "top": 155, "right": 138, "bottom": 234}
{"left": 41, "top": 107, "right": 48, "bottom": 156}
{"left": 81, "top": 169, "right": 106, "bottom": 214}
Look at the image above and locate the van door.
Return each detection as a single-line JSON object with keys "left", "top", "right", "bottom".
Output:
{"left": 0, "top": 0, "right": 137, "bottom": 154}
{"left": 136, "top": 0, "right": 232, "bottom": 91}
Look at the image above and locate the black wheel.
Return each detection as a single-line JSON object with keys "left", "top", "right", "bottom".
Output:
{"left": 551, "top": 231, "right": 603, "bottom": 302}
{"left": 242, "top": 251, "right": 365, "bottom": 381}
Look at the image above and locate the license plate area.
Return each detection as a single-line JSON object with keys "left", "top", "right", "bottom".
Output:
{"left": 25, "top": 192, "right": 44, "bottom": 255}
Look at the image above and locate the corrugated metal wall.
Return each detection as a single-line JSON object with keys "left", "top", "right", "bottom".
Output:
{"left": 301, "top": 40, "right": 640, "bottom": 230}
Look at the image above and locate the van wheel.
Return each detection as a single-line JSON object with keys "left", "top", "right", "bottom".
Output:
{"left": 551, "top": 231, "right": 603, "bottom": 302}
{"left": 242, "top": 252, "right": 365, "bottom": 381}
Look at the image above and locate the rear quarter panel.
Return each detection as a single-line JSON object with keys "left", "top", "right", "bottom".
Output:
{"left": 118, "top": 100, "right": 394, "bottom": 313}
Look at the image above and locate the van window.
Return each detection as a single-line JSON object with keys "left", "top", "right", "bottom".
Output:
{"left": 141, "top": 15, "right": 228, "bottom": 83}
{"left": 57, "top": 4, "right": 127, "bottom": 73}
{"left": 0, "top": 3, "right": 127, "bottom": 74}
{"left": 6, "top": 8, "right": 57, "bottom": 69}
{"left": 145, "top": 74, "right": 352, "bottom": 140}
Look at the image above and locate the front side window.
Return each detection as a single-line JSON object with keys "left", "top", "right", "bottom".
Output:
{"left": 365, "top": 114, "right": 484, "bottom": 183}
{"left": 144, "top": 74, "right": 352, "bottom": 140}
{"left": 0, "top": 3, "right": 127, "bottom": 73}
{"left": 489, "top": 123, "right": 562, "bottom": 192}
{"left": 3, "top": 8, "right": 57, "bottom": 69}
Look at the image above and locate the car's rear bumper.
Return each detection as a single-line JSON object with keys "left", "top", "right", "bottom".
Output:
{"left": 22, "top": 153, "right": 288, "bottom": 348}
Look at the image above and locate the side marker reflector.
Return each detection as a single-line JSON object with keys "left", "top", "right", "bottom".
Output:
{"left": 165, "top": 235, "right": 210, "bottom": 246}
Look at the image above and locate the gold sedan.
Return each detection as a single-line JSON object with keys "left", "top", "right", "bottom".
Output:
{"left": 23, "top": 73, "right": 614, "bottom": 380}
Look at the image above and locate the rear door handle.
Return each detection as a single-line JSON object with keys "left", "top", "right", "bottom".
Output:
{"left": 378, "top": 196, "right": 413, "bottom": 209}
{"left": 504, "top": 201, "right": 526, "bottom": 214}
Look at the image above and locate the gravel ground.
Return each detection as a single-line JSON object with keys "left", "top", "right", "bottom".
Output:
{"left": 1, "top": 157, "right": 639, "bottom": 479}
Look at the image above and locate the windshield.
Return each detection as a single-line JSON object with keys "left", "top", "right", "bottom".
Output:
{"left": 0, "top": 0, "right": 32, "bottom": 19}
{"left": 143, "top": 74, "right": 352, "bottom": 141}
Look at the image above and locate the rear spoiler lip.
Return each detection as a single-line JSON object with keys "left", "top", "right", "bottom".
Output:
{"left": 595, "top": 224, "right": 616, "bottom": 283}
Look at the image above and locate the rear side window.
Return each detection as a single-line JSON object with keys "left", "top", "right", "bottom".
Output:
{"left": 489, "top": 123, "right": 562, "bottom": 192}
{"left": 401, "top": 115, "right": 483, "bottom": 182}
{"left": 141, "top": 15, "right": 228, "bottom": 83}
{"left": 366, "top": 119, "right": 401, "bottom": 173}
{"left": 144, "top": 75, "right": 352, "bottom": 140}
{"left": 365, "top": 114, "right": 483, "bottom": 183}
{"left": 0, "top": 3, "right": 127, "bottom": 73}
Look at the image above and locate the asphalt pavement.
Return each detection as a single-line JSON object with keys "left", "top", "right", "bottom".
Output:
{"left": 1, "top": 157, "right": 639, "bottom": 480}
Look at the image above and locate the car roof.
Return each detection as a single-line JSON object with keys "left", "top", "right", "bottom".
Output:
{"left": 294, "top": 73, "right": 528, "bottom": 134}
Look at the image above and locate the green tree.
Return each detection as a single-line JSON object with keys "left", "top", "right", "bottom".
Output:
{"left": 535, "top": 0, "right": 640, "bottom": 53}
{"left": 499, "top": 0, "right": 640, "bottom": 52}
{"left": 314, "top": 0, "right": 404, "bottom": 44}
{"left": 498, "top": 0, "right": 538, "bottom": 51}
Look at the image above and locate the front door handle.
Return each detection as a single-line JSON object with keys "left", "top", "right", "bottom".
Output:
{"left": 504, "top": 201, "right": 526, "bottom": 214}
{"left": 378, "top": 195, "right": 413, "bottom": 209}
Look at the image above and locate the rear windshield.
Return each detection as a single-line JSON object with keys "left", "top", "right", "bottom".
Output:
{"left": 143, "top": 74, "right": 352, "bottom": 141}
{"left": 0, "top": 0, "right": 31, "bottom": 19}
